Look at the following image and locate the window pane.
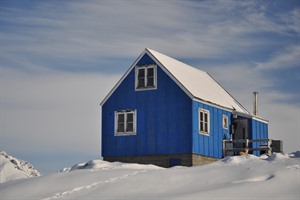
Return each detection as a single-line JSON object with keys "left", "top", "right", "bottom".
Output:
{"left": 118, "top": 122, "right": 125, "bottom": 132}
{"left": 200, "top": 112, "right": 203, "bottom": 121}
{"left": 126, "top": 122, "right": 133, "bottom": 132}
{"left": 147, "top": 77, "right": 154, "bottom": 87}
{"left": 147, "top": 68, "right": 154, "bottom": 77}
{"left": 138, "top": 78, "right": 145, "bottom": 88}
{"left": 204, "top": 123, "right": 208, "bottom": 132}
{"left": 117, "top": 113, "right": 125, "bottom": 132}
{"left": 204, "top": 113, "right": 208, "bottom": 122}
{"left": 127, "top": 113, "right": 133, "bottom": 122}
{"left": 126, "top": 113, "right": 134, "bottom": 132}
{"left": 200, "top": 121, "right": 204, "bottom": 132}
{"left": 118, "top": 113, "right": 124, "bottom": 122}
{"left": 138, "top": 68, "right": 145, "bottom": 78}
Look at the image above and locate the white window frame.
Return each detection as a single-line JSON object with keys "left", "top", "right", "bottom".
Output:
{"left": 199, "top": 108, "right": 210, "bottom": 136}
{"left": 114, "top": 110, "right": 137, "bottom": 136}
{"left": 135, "top": 65, "right": 157, "bottom": 91}
{"left": 222, "top": 115, "right": 229, "bottom": 129}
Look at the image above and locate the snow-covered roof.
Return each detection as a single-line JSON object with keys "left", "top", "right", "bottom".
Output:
{"left": 146, "top": 49, "right": 249, "bottom": 114}
{"left": 101, "top": 48, "right": 249, "bottom": 114}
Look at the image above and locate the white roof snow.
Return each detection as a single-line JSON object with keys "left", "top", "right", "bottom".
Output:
{"left": 101, "top": 48, "right": 249, "bottom": 114}
{"left": 146, "top": 49, "right": 249, "bottom": 114}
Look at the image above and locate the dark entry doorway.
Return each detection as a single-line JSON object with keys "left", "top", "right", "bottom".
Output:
{"left": 233, "top": 118, "right": 249, "bottom": 154}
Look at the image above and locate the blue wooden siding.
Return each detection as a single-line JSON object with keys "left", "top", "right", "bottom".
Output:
{"left": 192, "top": 101, "right": 231, "bottom": 159}
{"left": 102, "top": 53, "right": 192, "bottom": 157}
{"left": 250, "top": 119, "right": 268, "bottom": 156}
{"left": 102, "top": 52, "right": 269, "bottom": 159}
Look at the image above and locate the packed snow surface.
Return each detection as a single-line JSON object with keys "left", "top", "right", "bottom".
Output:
{"left": 1, "top": 152, "right": 299, "bottom": 199}
{"left": 0, "top": 151, "right": 41, "bottom": 183}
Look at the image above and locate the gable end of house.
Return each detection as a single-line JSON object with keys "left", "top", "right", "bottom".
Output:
{"left": 101, "top": 48, "right": 250, "bottom": 115}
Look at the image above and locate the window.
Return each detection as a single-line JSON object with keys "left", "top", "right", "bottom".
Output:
{"left": 115, "top": 110, "right": 136, "bottom": 136}
{"left": 222, "top": 115, "right": 228, "bottom": 129}
{"left": 135, "top": 65, "right": 157, "bottom": 90}
{"left": 199, "top": 108, "right": 210, "bottom": 135}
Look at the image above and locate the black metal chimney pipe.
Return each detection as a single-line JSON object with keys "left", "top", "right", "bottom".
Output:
{"left": 253, "top": 92, "right": 258, "bottom": 116}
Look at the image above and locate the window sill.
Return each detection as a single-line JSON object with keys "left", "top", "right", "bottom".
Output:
{"left": 115, "top": 132, "right": 136, "bottom": 136}
{"left": 199, "top": 132, "right": 210, "bottom": 136}
{"left": 135, "top": 86, "right": 157, "bottom": 91}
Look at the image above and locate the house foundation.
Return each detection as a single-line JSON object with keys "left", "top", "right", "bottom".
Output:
{"left": 103, "top": 154, "right": 219, "bottom": 168}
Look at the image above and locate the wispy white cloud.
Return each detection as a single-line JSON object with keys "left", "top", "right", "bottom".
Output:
{"left": 277, "top": 7, "right": 300, "bottom": 35}
{"left": 254, "top": 45, "right": 300, "bottom": 71}
{"left": 3, "top": 0, "right": 298, "bottom": 64}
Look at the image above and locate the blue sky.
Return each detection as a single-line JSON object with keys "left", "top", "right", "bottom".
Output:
{"left": 1, "top": 0, "right": 299, "bottom": 174}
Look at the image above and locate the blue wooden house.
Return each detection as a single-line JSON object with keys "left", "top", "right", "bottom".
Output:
{"left": 101, "top": 48, "right": 269, "bottom": 167}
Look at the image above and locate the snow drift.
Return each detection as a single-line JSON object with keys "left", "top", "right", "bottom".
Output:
{"left": 0, "top": 151, "right": 41, "bottom": 183}
{"left": 1, "top": 152, "right": 299, "bottom": 199}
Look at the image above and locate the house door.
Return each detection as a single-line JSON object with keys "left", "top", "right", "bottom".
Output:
{"left": 233, "top": 118, "right": 249, "bottom": 154}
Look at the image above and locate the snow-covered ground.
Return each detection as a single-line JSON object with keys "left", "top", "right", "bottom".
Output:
{"left": 1, "top": 152, "right": 299, "bottom": 200}
{"left": 0, "top": 151, "right": 41, "bottom": 184}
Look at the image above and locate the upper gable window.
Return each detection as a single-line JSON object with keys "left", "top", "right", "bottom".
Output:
{"left": 135, "top": 65, "right": 157, "bottom": 90}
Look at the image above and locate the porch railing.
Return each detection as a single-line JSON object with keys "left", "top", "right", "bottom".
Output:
{"left": 222, "top": 139, "right": 272, "bottom": 157}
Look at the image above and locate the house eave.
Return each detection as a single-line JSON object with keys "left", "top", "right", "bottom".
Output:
{"left": 232, "top": 111, "right": 269, "bottom": 124}
{"left": 192, "top": 97, "right": 234, "bottom": 112}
